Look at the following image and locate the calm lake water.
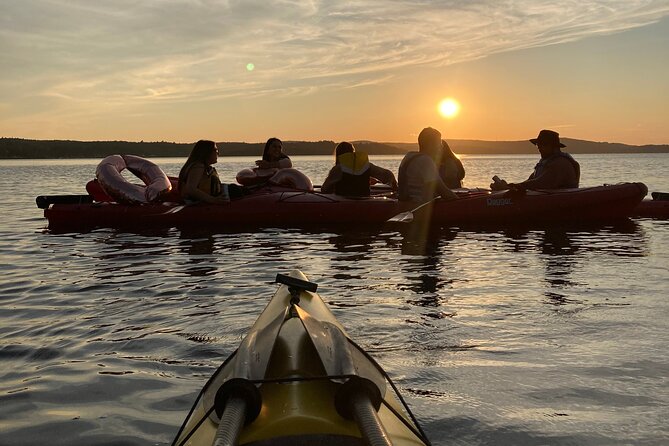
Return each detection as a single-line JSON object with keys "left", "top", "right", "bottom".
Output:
{"left": 1, "top": 154, "right": 668, "bottom": 445}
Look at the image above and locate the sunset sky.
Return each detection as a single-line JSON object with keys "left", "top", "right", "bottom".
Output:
{"left": 1, "top": 1, "right": 668, "bottom": 145}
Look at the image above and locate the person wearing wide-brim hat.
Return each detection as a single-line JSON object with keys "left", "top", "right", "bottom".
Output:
{"left": 490, "top": 129, "right": 580, "bottom": 191}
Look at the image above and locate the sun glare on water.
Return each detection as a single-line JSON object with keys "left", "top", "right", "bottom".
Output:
{"left": 438, "top": 98, "right": 460, "bottom": 119}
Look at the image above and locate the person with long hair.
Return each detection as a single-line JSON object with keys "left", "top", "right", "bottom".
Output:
{"left": 255, "top": 138, "right": 292, "bottom": 169}
{"left": 178, "top": 140, "right": 244, "bottom": 204}
{"left": 438, "top": 139, "right": 465, "bottom": 188}
{"left": 321, "top": 141, "right": 397, "bottom": 196}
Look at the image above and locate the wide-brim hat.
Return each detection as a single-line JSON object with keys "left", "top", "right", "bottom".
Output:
{"left": 530, "top": 129, "right": 566, "bottom": 148}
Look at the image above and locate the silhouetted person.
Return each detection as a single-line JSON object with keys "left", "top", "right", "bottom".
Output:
{"left": 178, "top": 140, "right": 245, "bottom": 204}
{"left": 321, "top": 141, "right": 397, "bottom": 196}
{"left": 491, "top": 130, "right": 580, "bottom": 191}
{"left": 255, "top": 137, "right": 292, "bottom": 169}
{"left": 398, "top": 127, "right": 458, "bottom": 202}
{"left": 438, "top": 139, "right": 465, "bottom": 188}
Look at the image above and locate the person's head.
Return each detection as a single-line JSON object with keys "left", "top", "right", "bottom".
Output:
{"left": 530, "top": 129, "right": 565, "bottom": 159}
{"left": 188, "top": 139, "right": 218, "bottom": 166}
{"left": 179, "top": 140, "right": 218, "bottom": 185}
{"left": 418, "top": 127, "right": 442, "bottom": 161}
{"left": 263, "top": 137, "right": 283, "bottom": 161}
{"left": 441, "top": 139, "right": 455, "bottom": 158}
{"left": 334, "top": 141, "right": 355, "bottom": 164}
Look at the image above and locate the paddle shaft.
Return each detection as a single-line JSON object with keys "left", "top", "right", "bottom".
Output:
{"left": 213, "top": 396, "right": 247, "bottom": 446}
{"left": 350, "top": 393, "right": 392, "bottom": 446}
{"left": 36, "top": 194, "right": 93, "bottom": 209}
{"left": 386, "top": 197, "right": 440, "bottom": 223}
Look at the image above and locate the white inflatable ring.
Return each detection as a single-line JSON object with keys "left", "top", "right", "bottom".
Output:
{"left": 236, "top": 167, "right": 278, "bottom": 186}
{"left": 95, "top": 154, "right": 171, "bottom": 204}
{"left": 268, "top": 168, "right": 313, "bottom": 191}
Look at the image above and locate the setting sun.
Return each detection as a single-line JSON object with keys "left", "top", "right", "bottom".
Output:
{"left": 438, "top": 98, "right": 460, "bottom": 119}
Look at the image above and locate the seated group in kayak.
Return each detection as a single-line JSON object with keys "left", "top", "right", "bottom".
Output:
{"left": 179, "top": 128, "right": 580, "bottom": 204}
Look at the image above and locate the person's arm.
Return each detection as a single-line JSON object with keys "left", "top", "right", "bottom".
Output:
{"left": 182, "top": 165, "right": 229, "bottom": 204}
{"left": 321, "top": 166, "right": 342, "bottom": 193}
{"left": 369, "top": 164, "right": 398, "bottom": 191}
{"left": 255, "top": 156, "right": 292, "bottom": 169}
{"left": 424, "top": 158, "right": 457, "bottom": 200}
{"left": 512, "top": 158, "right": 571, "bottom": 190}
{"left": 433, "top": 177, "right": 458, "bottom": 201}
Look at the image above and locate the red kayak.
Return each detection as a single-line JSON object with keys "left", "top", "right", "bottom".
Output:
{"left": 38, "top": 182, "right": 649, "bottom": 232}
{"left": 631, "top": 192, "right": 669, "bottom": 219}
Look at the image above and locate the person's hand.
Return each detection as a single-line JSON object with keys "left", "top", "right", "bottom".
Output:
{"left": 255, "top": 160, "right": 271, "bottom": 169}
{"left": 490, "top": 177, "right": 509, "bottom": 191}
{"left": 441, "top": 188, "right": 459, "bottom": 201}
{"left": 211, "top": 194, "right": 230, "bottom": 205}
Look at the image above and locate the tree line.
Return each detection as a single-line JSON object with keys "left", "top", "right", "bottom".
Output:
{"left": 0, "top": 138, "right": 408, "bottom": 159}
{"left": 1, "top": 137, "right": 667, "bottom": 159}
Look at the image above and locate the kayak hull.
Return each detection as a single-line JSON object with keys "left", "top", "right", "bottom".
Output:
{"left": 172, "top": 270, "right": 430, "bottom": 446}
{"left": 631, "top": 198, "right": 669, "bottom": 219}
{"left": 42, "top": 183, "right": 649, "bottom": 232}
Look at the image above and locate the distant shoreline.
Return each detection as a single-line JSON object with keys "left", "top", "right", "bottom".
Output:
{"left": 1, "top": 137, "right": 668, "bottom": 159}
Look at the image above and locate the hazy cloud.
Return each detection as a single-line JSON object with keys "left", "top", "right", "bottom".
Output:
{"left": 2, "top": 0, "right": 668, "bottom": 116}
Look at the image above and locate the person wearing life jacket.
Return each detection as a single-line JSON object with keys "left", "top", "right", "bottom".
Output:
{"left": 178, "top": 140, "right": 245, "bottom": 204}
{"left": 236, "top": 137, "right": 293, "bottom": 186}
{"left": 490, "top": 129, "right": 580, "bottom": 191}
{"left": 255, "top": 138, "right": 292, "bottom": 169}
{"left": 438, "top": 139, "right": 465, "bottom": 189}
{"left": 321, "top": 142, "right": 398, "bottom": 197}
{"left": 397, "top": 127, "right": 458, "bottom": 202}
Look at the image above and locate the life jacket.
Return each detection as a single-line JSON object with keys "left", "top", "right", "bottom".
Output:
{"left": 532, "top": 151, "right": 580, "bottom": 187}
{"left": 398, "top": 152, "right": 428, "bottom": 201}
{"left": 335, "top": 152, "right": 371, "bottom": 197}
{"left": 197, "top": 165, "right": 223, "bottom": 196}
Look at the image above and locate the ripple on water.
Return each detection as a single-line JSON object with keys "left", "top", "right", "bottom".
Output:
{"left": 1, "top": 158, "right": 669, "bottom": 445}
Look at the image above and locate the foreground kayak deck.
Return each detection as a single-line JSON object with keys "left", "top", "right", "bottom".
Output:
{"left": 39, "top": 183, "right": 652, "bottom": 232}
{"left": 172, "top": 271, "right": 430, "bottom": 446}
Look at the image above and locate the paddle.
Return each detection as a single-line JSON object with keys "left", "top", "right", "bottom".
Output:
{"left": 386, "top": 197, "right": 439, "bottom": 223}
{"left": 36, "top": 194, "right": 93, "bottom": 209}
{"left": 158, "top": 204, "right": 187, "bottom": 215}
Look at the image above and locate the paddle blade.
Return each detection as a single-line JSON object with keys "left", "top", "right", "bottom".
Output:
{"left": 162, "top": 205, "right": 186, "bottom": 214}
{"left": 386, "top": 211, "right": 414, "bottom": 223}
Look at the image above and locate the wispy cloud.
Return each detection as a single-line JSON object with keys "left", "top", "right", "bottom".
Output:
{"left": 2, "top": 0, "right": 668, "bottom": 116}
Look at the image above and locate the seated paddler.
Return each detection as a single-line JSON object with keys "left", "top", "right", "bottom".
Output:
{"left": 321, "top": 141, "right": 398, "bottom": 197}
{"left": 397, "top": 127, "right": 458, "bottom": 202}
{"left": 178, "top": 140, "right": 246, "bottom": 204}
{"left": 490, "top": 129, "right": 580, "bottom": 191}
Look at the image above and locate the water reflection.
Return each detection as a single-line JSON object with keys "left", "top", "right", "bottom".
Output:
{"left": 399, "top": 228, "right": 458, "bottom": 309}
{"left": 539, "top": 228, "right": 582, "bottom": 305}
{"left": 178, "top": 234, "right": 216, "bottom": 277}
{"left": 325, "top": 229, "right": 398, "bottom": 282}
{"left": 535, "top": 221, "right": 647, "bottom": 305}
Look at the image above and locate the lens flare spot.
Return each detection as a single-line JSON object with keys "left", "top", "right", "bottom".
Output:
{"left": 246, "top": 63, "right": 255, "bottom": 72}
{"left": 438, "top": 98, "right": 460, "bottom": 119}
